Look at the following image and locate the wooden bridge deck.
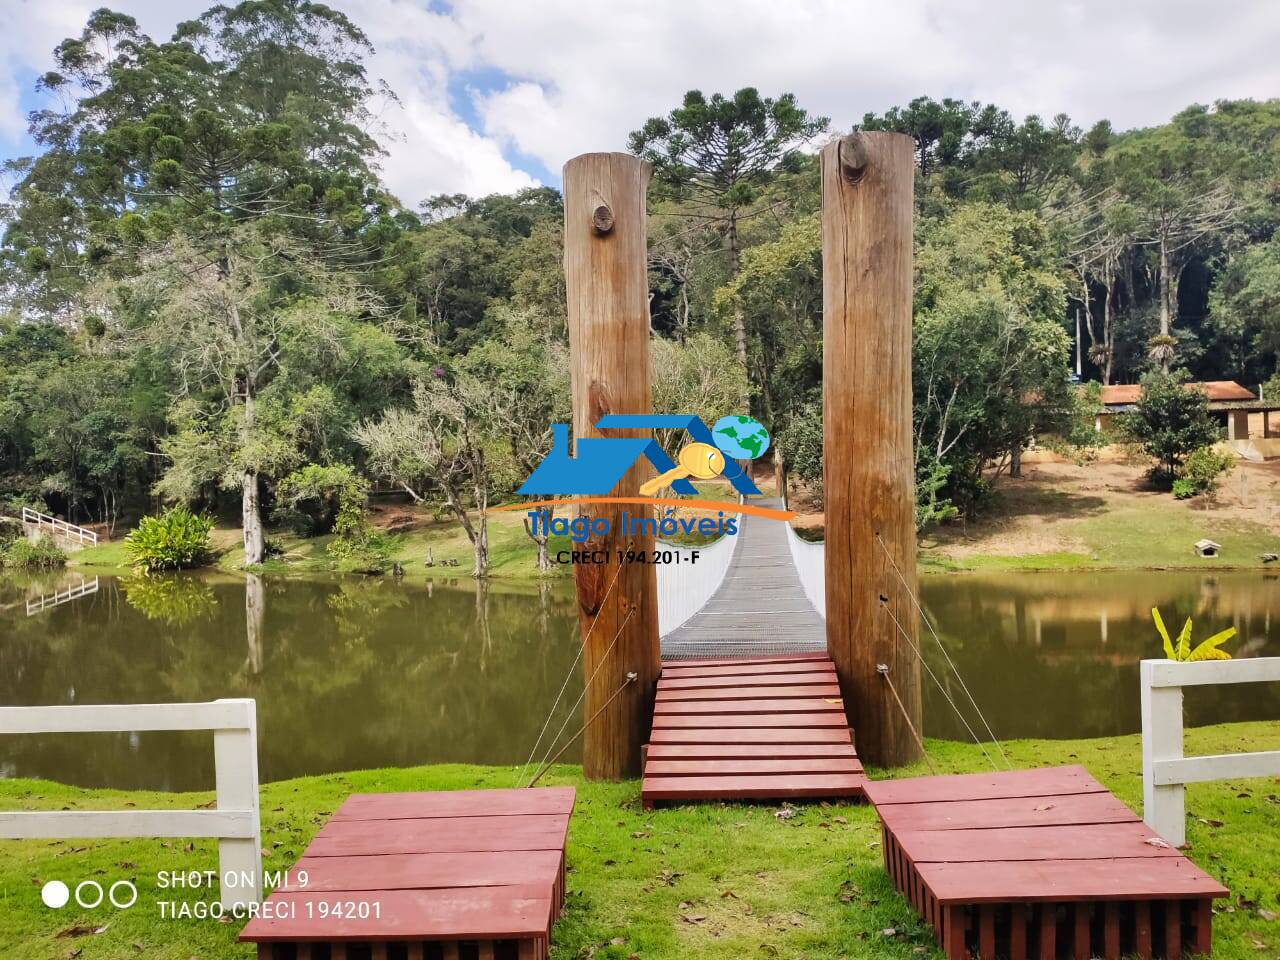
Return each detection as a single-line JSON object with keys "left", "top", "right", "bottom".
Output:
{"left": 642, "top": 653, "right": 866, "bottom": 808}
{"left": 660, "top": 498, "right": 826, "bottom": 659}
{"left": 242, "top": 786, "right": 574, "bottom": 959}
{"left": 864, "top": 766, "right": 1228, "bottom": 960}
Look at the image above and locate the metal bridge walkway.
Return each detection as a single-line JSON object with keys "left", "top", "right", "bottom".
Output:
{"left": 660, "top": 498, "right": 827, "bottom": 660}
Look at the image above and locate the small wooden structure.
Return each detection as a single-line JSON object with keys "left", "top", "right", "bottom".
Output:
{"left": 241, "top": 787, "right": 574, "bottom": 959}
{"left": 1192, "top": 539, "right": 1220, "bottom": 558}
{"left": 641, "top": 653, "right": 866, "bottom": 808}
{"left": 864, "top": 767, "right": 1227, "bottom": 960}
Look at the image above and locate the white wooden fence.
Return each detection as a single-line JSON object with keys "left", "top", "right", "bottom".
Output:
{"left": 1140, "top": 657, "right": 1280, "bottom": 846}
{"left": 21, "top": 507, "right": 98, "bottom": 547}
{"left": 26, "top": 576, "right": 100, "bottom": 616}
{"left": 0, "top": 699, "right": 262, "bottom": 909}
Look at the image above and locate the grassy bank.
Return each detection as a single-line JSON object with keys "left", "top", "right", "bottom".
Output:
{"left": 918, "top": 460, "right": 1280, "bottom": 573}
{"left": 919, "top": 502, "right": 1279, "bottom": 573}
{"left": 67, "top": 483, "right": 744, "bottom": 581}
{"left": 2, "top": 723, "right": 1277, "bottom": 958}
{"left": 70, "top": 509, "right": 576, "bottom": 581}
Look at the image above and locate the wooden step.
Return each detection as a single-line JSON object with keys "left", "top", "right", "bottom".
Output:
{"left": 643, "top": 654, "right": 862, "bottom": 808}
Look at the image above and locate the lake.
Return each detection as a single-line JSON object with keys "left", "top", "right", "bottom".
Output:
{"left": 2, "top": 568, "right": 1278, "bottom": 789}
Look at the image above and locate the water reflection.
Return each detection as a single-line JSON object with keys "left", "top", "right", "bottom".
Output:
{"left": 0, "top": 573, "right": 581, "bottom": 790}
{"left": 3, "top": 569, "right": 1279, "bottom": 791}
{"left": 919, "top": 570, "right": 1280, "bottom": 741}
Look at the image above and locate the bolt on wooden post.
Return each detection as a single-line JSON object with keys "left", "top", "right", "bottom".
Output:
{"left": 562, "top": 152, "right": 662, "bottom": 780}
{"left": 821, "top": 132, "right": 923, "bottom": 767}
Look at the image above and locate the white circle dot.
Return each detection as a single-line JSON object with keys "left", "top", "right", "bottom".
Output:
{"left": 41, "top": 880, "right": 70, "bottom": 909}
{"left": 75, "top": 880, "right": 104, "bottom": 909}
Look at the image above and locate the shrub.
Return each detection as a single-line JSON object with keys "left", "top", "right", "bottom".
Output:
{"left": 1, "top": 534, "right": 67, "bottom": 569}
{"left": 278, "top": 464, "right": 392, "bottom": 574}
{"left": 1180, "top": 446, "right": 1234, "bottom": 498}
{"left": 1120, "top": 371, "right": 1220, "bottom": 483}
{"left": 1171, "top": 478, "right": 1197, "bottom": 500}
{"left": 124, "top": 506, "right": 214, "bottom": 572}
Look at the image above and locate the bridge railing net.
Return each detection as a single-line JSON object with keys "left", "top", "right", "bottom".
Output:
{"left": 786, "top": 523, "right": 826, "bottom": 618}
{"left": 655, "top": 519, "right": 741, "bottom": 636}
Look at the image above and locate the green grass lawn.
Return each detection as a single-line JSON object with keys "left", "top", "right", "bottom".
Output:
{"left": 921, "top": 502, "right": 1280, "bottom": 573}
{"left": 2, "top": 723, "right": 1277, "bottom": 958}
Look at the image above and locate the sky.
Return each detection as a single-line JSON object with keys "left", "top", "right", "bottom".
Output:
{"left": 1, "top": 0, "right": 1278, "bottom": 208}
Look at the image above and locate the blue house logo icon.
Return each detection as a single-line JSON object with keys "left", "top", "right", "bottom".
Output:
{"left": 518, "top": 414, "right": 763, "bottom": 497}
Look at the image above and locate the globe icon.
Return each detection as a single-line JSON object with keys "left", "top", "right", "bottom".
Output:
{"left": 712, "top": 415, "right": 770, "bottom": 460}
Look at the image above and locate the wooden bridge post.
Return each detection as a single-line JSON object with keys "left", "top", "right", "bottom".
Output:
{"left": 562, "top": 152, "right": 661, "bottom": 780}
{"left": 820, "top": 132, "right": 922, "bottom": 767}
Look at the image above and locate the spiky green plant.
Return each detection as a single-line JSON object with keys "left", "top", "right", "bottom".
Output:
{"left": 1152, "top": 607, "right": 1235, "bottom": 661}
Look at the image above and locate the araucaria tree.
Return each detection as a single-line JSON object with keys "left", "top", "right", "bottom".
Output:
{"left": 2, "top": 1, "right": 398, "bottom": 563}
{"left": 629, "top": 89, "right": 827, "bottom": 366}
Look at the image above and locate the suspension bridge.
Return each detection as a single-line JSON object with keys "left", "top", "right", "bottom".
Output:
{"left": 238, "top": 140, "right": 1232, "bottom": 960}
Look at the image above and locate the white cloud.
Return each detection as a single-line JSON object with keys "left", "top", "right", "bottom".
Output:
{"left": 1, "top": 0, "right": 1278, "bottom": 200}
{"left": 467, "top": 0, "right": 1280, "bottom": 172}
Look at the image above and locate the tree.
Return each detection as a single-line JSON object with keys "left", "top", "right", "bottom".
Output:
{"left": 629, "top": 88, "right": 827, "bottom": 366}
{"left": 650, "top": 334, "right": 749, "bottom": 455}
{"left": 1109, "top": 123, "right": 1246, "bottom": 370}
{"left": 278, "top": 463, "right": 391, "bottom": 572}
{"left": 1209, "top": 234, "right": 1280, "bottom": 381}
{"left": 356, "top": 369, "right": 510, "bottom": 577}
{"left": 461, "top": 308, "right": 569, "bottom": 572}
{"left": 28, "top": 356, "right": 149, "bottom": 530}
{"left": 2, "top": 1, "right": 394, "bottom": 318}
{"left": 1121, "top": 371, "right": 1221, "bottom": 482}
{"left": 113, "top": 229, "right": 373, "bottom": 564}
{"left": 859, "top": 96, "right": 981, "bottom": 180}
{"left": 713, "top": 213, "right": 822, "bottom": 497}
{"left": 913, "top": 203, "right": 1073, "bottom": 514}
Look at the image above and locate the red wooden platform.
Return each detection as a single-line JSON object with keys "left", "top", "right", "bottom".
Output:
{"left": 241, "top": 786, "right": 575, "bottom": 960}
{"left": 864, "top": 766, "right": 1229, "bottom": 960}
{"left": 642, "top": 653, "right": 867, "bottom": 808}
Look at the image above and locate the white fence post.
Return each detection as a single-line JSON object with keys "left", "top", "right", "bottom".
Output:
{"left": 0, "top": 699, "right": 263, "bottom": 909}
{"left": 1140, "top": 660, "right": 1186, "bottom": 845}
{"left": 214, "top": 700, "right": 262, "bottom": 910}
{"left": 1140, "top": 657, "right": 1280, "bottom": 848}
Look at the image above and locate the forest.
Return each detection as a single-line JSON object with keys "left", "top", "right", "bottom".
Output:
{"left": 2, "top": 0, "right": 1279, "bottom": 574}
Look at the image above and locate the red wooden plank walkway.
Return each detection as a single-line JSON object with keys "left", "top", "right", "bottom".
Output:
{"left": 642, "top": 653, "right": 867, "bottom": 808}
{"left": 864, "top": 766, "right": 1229, "bottom": 960}
{"left": 241, "top": 786, "right": 574, "bottom": 959}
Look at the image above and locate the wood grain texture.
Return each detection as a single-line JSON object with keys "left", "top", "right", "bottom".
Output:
{"left": 868, "top": 768, "right": 1228, "bottom": 960}
{"left": 642, "top": 654, "right": 865, "bottom": 806}
{"left": 241, "top": 787, "right": 571, "bottom": 950}
{"left": 240, "top": 888, "right": 552, "bottom": 941}
{"left": 820, "top": 132, "right": 921, "bottom": 768}
{"left": 563, "top": 152, "right": 660, "bottom": 780}
{"left": 864, "top": 765, "right": 1106, "bottom": 805}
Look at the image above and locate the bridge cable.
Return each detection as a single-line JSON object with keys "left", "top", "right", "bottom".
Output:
{"left": 527, "top": 671, "right": 638, "bottom": 788}
{"left": 526, "top": 606, "right": 635, "bottom": 788}
{"left": 877, "top": 664, "right": 938, "bottom": 775}
{"left": 876, "top": 533, "right": 1012, "bottom": 769}
{"left": 514, "top": 544, "right": 630, "bottom": 788}
{"left": 880, "top": 600, "right": 999, "bottom": 771}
